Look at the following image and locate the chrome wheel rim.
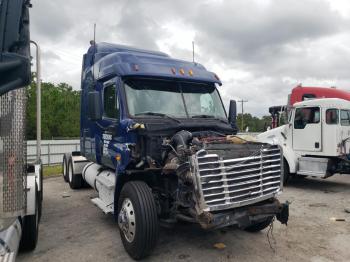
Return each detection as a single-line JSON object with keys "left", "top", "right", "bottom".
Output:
{"left": 118, "top": 198, "right": 136, "bottom": 242}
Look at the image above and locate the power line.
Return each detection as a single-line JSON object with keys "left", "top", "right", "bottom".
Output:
{"left": 238, "top": 99, "right": 248, "bottom": 132}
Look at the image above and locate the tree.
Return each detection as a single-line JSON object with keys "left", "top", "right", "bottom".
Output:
{"left": 26, "top": 79, "right": 80, "bottom": 140}
{"left": 236, "top": 113, "right": 272, "bottom": 132}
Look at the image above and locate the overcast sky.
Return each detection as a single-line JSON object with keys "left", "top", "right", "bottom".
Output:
{"left": 30, "top": 0, "right": 350, "bottom": 116}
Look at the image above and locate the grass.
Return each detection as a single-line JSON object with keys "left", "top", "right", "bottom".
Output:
{"left": 43, "top": 165, "right": 62, "bottom": 178}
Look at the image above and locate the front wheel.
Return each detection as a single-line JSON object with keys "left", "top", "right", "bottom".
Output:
{"left": 283, "top": 159, "right": 290, "bottom": 185}
{"left": 244, "top": 217, "right": 273, "bottom": 232}
{"left": 118, "top": 181, "right": 159, "bottom": 260}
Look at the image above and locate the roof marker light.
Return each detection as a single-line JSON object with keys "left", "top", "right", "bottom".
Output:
{"left": 179, "top": 68, "right": 185, "bottom": 75}
{"left": 189, "top": 69, "right": 194, "bottom": 76}
{"left": 171, "top": 68, "right": 176, "bottom": 74}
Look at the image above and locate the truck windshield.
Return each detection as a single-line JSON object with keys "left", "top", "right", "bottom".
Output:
{"left": 124, "top": 79, "right": 226, "bottom": 119}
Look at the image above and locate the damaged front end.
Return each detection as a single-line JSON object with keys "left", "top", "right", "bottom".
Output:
{"left": 164, "top": 131, "right": 289, "bottom": 230}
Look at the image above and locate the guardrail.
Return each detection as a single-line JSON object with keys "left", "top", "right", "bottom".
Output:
{"left": 27, "top": 133, "right": 262, "bottom": 166}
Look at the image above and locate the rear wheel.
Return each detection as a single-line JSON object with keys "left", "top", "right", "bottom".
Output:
{"left": 62, "top": 153, "right": 70, "bottom": 183}
{"left": 20, "top": 185, "right": 39, "bottom": 251}
{"left": 118, "top": 181, "right": 159, "bottom": 260}
{"left": 68, "top": 157, "right": 82, "bottom": 189}
{"left": 244, "top": 217, "right": 273, "bottom": 232}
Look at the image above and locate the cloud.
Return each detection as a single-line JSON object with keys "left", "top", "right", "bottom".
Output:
{"left": 29, "top": 0, "right": 350, "bottom": 116}
{"left": 31, "top": 1, "right": 74, "bottom": 42}
{"left": 191, "top": 0, "right": 346, "bottom": 64}
{"left": 113, "top": 3, "right": 163, "bottom": 50}
{"left": 41, "top": 50, "right": 60, "bottom": 61}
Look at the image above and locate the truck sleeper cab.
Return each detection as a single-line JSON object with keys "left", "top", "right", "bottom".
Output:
{"left": 63, "top": 42, "right": 289, "bottom": 260}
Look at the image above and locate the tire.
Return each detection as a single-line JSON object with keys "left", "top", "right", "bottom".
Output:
{"left": 118, "top": 181, "right": 159, "bottom": 260}
{"left": 244, "top": 217, "right": 273, "bottom": 232}
{"left": 38, "top": 164, "right": 43, "bottom": 222}
{"left": 68, "top": 157, "right": 82, "bottom": 189}
{"left": 62, "top": 153, "right": 70, "bottom": 183}
{"left": 283, "top": 159, "right": 290, "bottom": 185}
{"left": 19, "top": 185, "right": 39, "bottom": 251}
{"left": 296, "top": 174, "right": 307, "bottom": 179}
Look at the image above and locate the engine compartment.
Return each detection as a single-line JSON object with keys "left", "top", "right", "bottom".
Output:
{"left": 124, "top": 129, "right": 284, "bottom": 229}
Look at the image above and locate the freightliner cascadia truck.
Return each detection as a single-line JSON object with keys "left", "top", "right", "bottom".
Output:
{"left": 62, "top": 42, "right": 289, "bottom": 260}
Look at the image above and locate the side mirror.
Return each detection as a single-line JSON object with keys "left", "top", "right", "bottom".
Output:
{"left": 88, "top": 91, "right": 102, "bottom": 121}
{"left": 228, "top": 100, "right": 238, "bottom": 132}
{"left": 228, "top": 100, "right": 237, "bottom": 124}
{"left": 0, "top": 1, "right": 31, "bottom": 95}
{"left": 0, "top": 55, "right": 31, "bottom": 95}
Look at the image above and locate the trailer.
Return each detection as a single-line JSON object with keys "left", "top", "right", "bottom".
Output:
{"left": 0, "top": 87, "right": 42, "bottom": 258}
{"left": 259, "top": 98, "right": 350, "bottom": 183}
{"left": 62, "top": 42, "right": 289, "bottom": 260}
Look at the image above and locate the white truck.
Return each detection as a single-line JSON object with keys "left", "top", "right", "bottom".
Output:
{"left": 258, "top": 98, "right": 350, "bottom": 183}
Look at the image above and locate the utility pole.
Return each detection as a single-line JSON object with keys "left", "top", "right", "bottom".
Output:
{"left": 238, "top": 99, "right": 248, "bottom": 132}
{"left": 192, "top": 41, "right": 195, "bottom": 63}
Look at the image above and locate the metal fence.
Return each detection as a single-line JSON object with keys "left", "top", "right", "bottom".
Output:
{"left": 27, "top": 133, "right": 261, "bottom": 166}
{"left": 27, "top": 139, "right": 80, "bottom": 165}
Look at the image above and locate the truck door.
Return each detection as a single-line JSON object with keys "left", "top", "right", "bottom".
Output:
{"left": 293, "top": 106, "right": 322, "bottom": 152}
{"left": 99, "top": 81, "right": 120, "bottom": 168}
{"left": 339, "top": 109, "right": 350, "bottom": 154}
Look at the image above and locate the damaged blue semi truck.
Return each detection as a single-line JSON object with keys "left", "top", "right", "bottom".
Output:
{"left": 62, "top": 42, "right": 289, "bottom": 260}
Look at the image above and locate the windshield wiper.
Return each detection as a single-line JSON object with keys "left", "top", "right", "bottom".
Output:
{"left": 191, "top": 114, "right": 228, "bottom": 124}
{"left": 135, "top": 112, "right": 181, "bottom": 123}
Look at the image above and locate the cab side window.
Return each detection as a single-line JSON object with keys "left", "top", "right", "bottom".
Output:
{"left": 340, "top": 110, "right": 350, "bottom": 126}
{"left": 103, "top": 84, "right": 119, "bottom": 119}
{"left": 326, "top": 109, "right": 338, "bottom": 125}
{"left": 294, "top": 107, "right": 320, "bottom": 129}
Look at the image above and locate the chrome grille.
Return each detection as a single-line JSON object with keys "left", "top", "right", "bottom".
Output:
{"left": 0, "top": 88, "right": 26, "bottom": 218}
{"left": 193, "top": 145, "right": 282, "bottom": 212}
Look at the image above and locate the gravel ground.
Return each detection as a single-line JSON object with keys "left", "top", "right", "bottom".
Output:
{"left": 18, "top": 175, "right": 350, "bottom": 262}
